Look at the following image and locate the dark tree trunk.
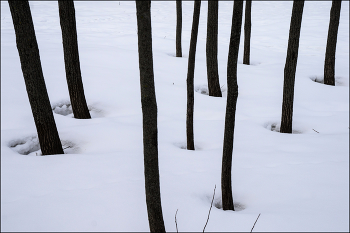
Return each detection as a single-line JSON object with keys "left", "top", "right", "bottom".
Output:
{"left": 58, "top": 0, "right": 91, "bottom": 119}
{"left": 176, "top": 0, "right": 182, "bottom": 57}
{"left": 243, "top": 0, "right": 251, "bottom": 65}
{"left": 8, "top": 1, "right": 64, "bottom": 156}
{"left": 324, "top": 0, "right": 341, "bottom": 86}
{"left": 280, "top": 1, "right": 304, "bottom": 134}
{"left": 221, "top": 0, "right": 243, "bottom": 211}
{"left": 206, "top": 0, "right": 222, "bottom": 97}
{"left": 135, "top": 1, "right": 166, "bottom": 232}
{"left": 186, "top": 0, "right": 201, "bottom": 151}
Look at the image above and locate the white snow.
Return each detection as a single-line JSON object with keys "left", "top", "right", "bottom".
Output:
{"left": 1, "top": 1, "right": 349, "bottom": 232}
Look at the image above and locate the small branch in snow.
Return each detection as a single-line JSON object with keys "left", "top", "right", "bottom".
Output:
{"left": 312, "top": 129, "right": 319, "bottom": 133}
{"left": 203, "top": 185, "right": 216, "bottom": 232}
{"left": 175, "top": 209, "right": 179, "bottom": 233}
{"left": 250, "top": 213, "right": 261, "bottom": 232}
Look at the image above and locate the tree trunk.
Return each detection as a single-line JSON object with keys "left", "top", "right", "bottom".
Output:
{"left": 243, "top": 0, "right": 251, "bottom": 65}
{"left": 58, "top": 0, "right": 91, "bottom": 119}
{"left": 135, "top": 1, "right": 166, "bottom": 232}
{"left": 186, "top": 0, "right": 201, "bottom": 151}
{"left": 8, "top": 1, "right": 64, "bottom": 156}
{"left": 221, "top": 0, "right": 243, "bottom": 211}
{"left": 176, "top": 0, "right": 182, "bottom": 57}
{"left": 206, "top": 0, "right": 222, "bottom": 97}
{"left": 280, "top": 1, "right": 304, "bottom": 134}
{"left": 324, "top": 0, "right": 341, "bottom": 86}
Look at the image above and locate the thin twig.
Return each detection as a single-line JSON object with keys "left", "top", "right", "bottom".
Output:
{"left": 312, "top": 128, "right": 319, "bottom": 133}
{"left": 63, "top": 146, "right": 72, "bottom": 150}
{"left": 175, "top": 209, "right": 179, "bottom": 233}
{"left": 250, "top": 213, "right": 261, "bottom": 232}
{"left": 203, "top": 185, "right": 216, "bottom": 232}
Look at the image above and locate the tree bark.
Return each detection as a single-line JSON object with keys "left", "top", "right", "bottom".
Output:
{"left": 324, "top": 0, "right": 341, "bottom": 86}
{"left": 135, "top": 1, "right": 166, "bottom": 232}
{"left": 186, "top": 0, "right": 201, "bottom": 151}
{"left": 206, "top": 0, "right": 222, "bottom": 97}
{"left": 280, "top": 1, "right": 304, "bottom": 134}
{"left": 58, "top": 0, "right": 91, "bottom": 119}
{"left": 243, "top": 0, "right": 251, "bottom": 65}
{"left": 8, "top": 1, "right": 64, "bottom": 156}
{"left": 221, "top": 0, "right": 243, "bottom": 211}
{"left": 176, "top": 0, "right": 182, "bottom": 57}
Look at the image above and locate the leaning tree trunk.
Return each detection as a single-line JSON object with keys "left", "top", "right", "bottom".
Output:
{"left": 324, "top": 0, "right": 341, "bottom": 86}
{"left": 58, "top": 0, "right": 91, "bottom": 119}
{"left": 280, "top": 1, "right": 304, "bottom": 134}
{"left": 186, "top": 0, "right": 201, "bottom": 151}
{"left": 135, "top": 1, "right": 166, "bottom": 232}
{"left": 221, "top": 0, "right": 243, "bottom": 211}
{"left": 206, "top": 0, "right": 222, "bottom": 97}
{"left": 243, "top": 0, "right": 251, "bottom": 65}
{"left": 8, "top": 1, "right": 64, "bottom": 156}
{"left": 176, "top": 0, "right": 182, "bottom": 57}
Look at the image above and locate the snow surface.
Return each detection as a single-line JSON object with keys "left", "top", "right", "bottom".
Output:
{"left": 1, "top": 1, "right": 349, "bottom": 232}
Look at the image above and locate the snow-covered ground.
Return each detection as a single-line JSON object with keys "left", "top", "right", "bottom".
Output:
{"left": 1, "top": 1, "right": 349, "bottom": 232}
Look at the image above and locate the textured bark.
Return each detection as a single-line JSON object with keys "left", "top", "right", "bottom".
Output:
{"left": 58, "top": 1, "right": 91, "bottom": 119}
{"left": 136, "top": 1, "right": 166, "bottom": 232}
{"left": 221, "top": 0, "right": 243, "bottom": 211}
{"left": 324, "top": 0, "right": 341, "bottom": 86}
{"left": 186, "top": 0, "right": 201, "bottom": 151}
{"left": 206, "top": 0, "right": 222, "bottom": 97}
{"left": 280, "top": 1, "right": 304, "bottom": 134}
{"left": 243, "top": 0, "right": 251, "bottom": 65}
{"left": 176, "top": 0, "right": 182, "bottom": 57}
{"left": 8, "top": 1, "right": 64, "bottom": 156}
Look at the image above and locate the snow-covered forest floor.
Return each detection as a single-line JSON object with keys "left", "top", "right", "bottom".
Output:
{"left": 1, "top": 1, "right": 349, "bottom": 232}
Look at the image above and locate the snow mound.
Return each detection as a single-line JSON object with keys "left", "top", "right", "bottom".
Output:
{"left": 195, "top": 85, "right": 209, "bottom": 95}
{"left": 7, "top": 135, "right": 79, "bottom": 155}
{"left": 195, "top": 84, "right": 227, "bottom": 96}
{"left": 309, "top": 75, "right": 347, "bottom": 86}
{"left": 52, "top": 100, "right": 73, "bottom": 116}
{"left": 173, "top": 142, "right": 202, "bottom": 150}
{"left": 52, "top": 100, "right": 104, "bottom": 118}
{"left": 7, "top": 135, "right": 40, "bottom": 155}
{"left": 264, "top": 122, "right": 304, "bottom": 134}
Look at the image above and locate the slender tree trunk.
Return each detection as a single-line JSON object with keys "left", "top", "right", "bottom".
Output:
{"left": 324, "top": 0, "right": 341, "bottom": 86}
{"left": 243, "top": 0, "right": 251, "bottom": 65}
{"left": 136, "top": 1, "right": 166, "bottom": 232}
{"left": 176, "top": 0, "right": 182, "bottom": 57}
{"left": 280, "top": 1, "right": 304, "bottom": 134}
{"left": 8, "top": 1, "right": 64, "bottom": 156}
{"left": 58, "top": 0, "right": 91, "bottom": 119}
{"left": 206, "top": 0, "right": 222, "bottom": 97}
{"left": 186, "top": 0, "right": 201, "bottom": 151}
{"left": 221, "top": 0, "right": 243, "bottom": 211}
